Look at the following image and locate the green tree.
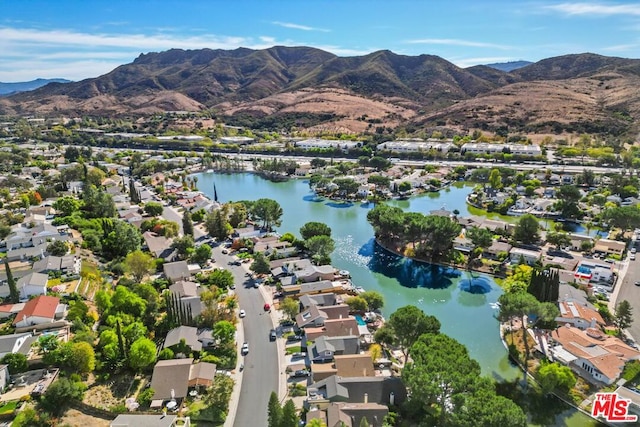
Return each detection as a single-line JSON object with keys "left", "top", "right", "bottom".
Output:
{"left": 556, "top": 185, "right": 582, "bottom": 219}
{"left": 281, "top": 399, "right": 299, "bottom": 427}
{"left": 192, "top": 243, "right": 212, "bottom": 266}
{"left": 280, "top": 297, "right": 300, "bottom": 320}
{"left": 360, "top": 290, "right": 384, "bottom": 311}
{"left": 128, "top": 337, "right": 157, "bottom": 371}
{"left": 172, "top": 235, "right": 195, "bottom": 260}
{"left": 488, "top": 168, "right": 502, "bottom": 189}
{"left": 546, "top": 232, "right": 571, "bottom": 250}
{"left": 346, "top": 296, "right": 368, "bottom": 312}
{"left": 226, "top": 202, "right": 248, "bottom": 228}
{"left": 37, "top": 334, "right": 60, "bottom": 355}
{"left": 4, "top": 258, "right": 19, "bottom": 303}
{"left": 204, "top": 209, "right": 231, "bottom": 241}
{"left": 448, "top": 379, "right": 527, "bottom": 427}
{"left": 466, "top": 226, "right": 493, "bottom": 249}
{"left": 182, "top": 210, "right": 194, "bottom": 236}
{"left": 46, "top": 239, "right": 68, "bottom": 256}
{"left": 143, "top": 202, "right": 164, "bottom": 216}
{"left": 81, "top": 185, "right": 116, "bottom": 218}
{"left": 250, "top": 251, "right": 271, "bottom": 275}
{"left": 1, "top": 352, "right": 28, "bottom": 374}
{"left": 200, "top": 375, "right": 234, "bottom": 423}
{"left": 306, "top": 418, "right": 327, "bottom": 427}
{"left": 268, "top": 391, "right": 282, "bottom": 427}
{"left": 137, "top": 387, "right": 155, "bottom": 408}
{"left": 300, "top": 221, "right": 332, "bottom": 240}
{"left": 615, "top": 300, "right": 633, "bottom": 331}
{"left": 513, "top": 214, "right": 540, "bottom": 244}
{"left": 40, "top": 378, "right": 86, "bottom": 416}
{"left": 70, "top": 341, "right": 96, "bottom": 373}
{"left": 603, "top": 206, "right": 640, "bottom": 231}
{"left": 537, "top": 362, "right": 576, "bottom": 394}
{"left": 398, "top": 181, "right": 412, "bottom": 193}
{"left": 251, "top": 198, "right": 283, "bottom": 230}
{"left": 403, "top": 333, "right": 481, "bottom": 426}
{"left": 201, "top": 269, "right": 235, "bottom": 289}
{"left": 305, "top": 234, "right": 335, "bottom": 265}
{"left": 379, "top": 305, "right": 441, "bottom": 362}
{"left": 124, "top": 250, "right": 154, "bottom": 282}
{"left": 213, "top": 320, "right": 236, "bottom": 345}
{"left": 498, "top": 291, "right": 559, "bottom": 384}
{"left": 102, "top": 220, "right": 142, "bottom": 260}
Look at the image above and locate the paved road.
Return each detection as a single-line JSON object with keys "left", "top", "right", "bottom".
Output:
{"left": 614, "top": 249, "right": 640, "bottom": 342}
{"left": 210, "top": 245, "right": 280, "bottom": 427}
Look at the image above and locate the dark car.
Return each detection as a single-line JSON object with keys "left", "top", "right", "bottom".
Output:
{"left": 269, "top": 329, "right": 277, "bottom": 341}
{"left": 286, "top": 334, "right": 303, "bottom": 342}
{"left": 290, "top": 369, "right": 311, "bottom": 378}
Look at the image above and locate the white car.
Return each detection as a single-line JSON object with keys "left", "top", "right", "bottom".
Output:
{"left": 241, "top": 342, "right": 249, "bottom": 355}
{"left": 239, "top": 309, "right": 246, "bottom": 318}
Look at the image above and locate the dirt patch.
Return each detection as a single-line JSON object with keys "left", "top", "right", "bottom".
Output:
{"left": 82, "top": 373, "right": 145, "bottom": 411}
{"left": 59, "top": 408, "right": 111, "bottom": 427}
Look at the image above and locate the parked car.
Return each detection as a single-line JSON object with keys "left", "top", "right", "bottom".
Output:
{"left": 239, "top": 309, "right": 246, "bottom": 318}
{"left": 291, "top": 352, "right": 307, "bottom": 359}
{"left": 222, "top": 249, "right": 229, "bottom": 254}
{"left": 270, "top": 329, "right": 277, "bottom": 341}
{"left": 290, "top": 370, "right": 311, "bottom": 378}
{"left": 241, "top": 342, "right": 249, "bottom": 355}
{"left": 631, "top": 253, "right": 636, "bottom": 261}
{"left": 286, "top": 334, "right": 303, "bottom": 342}
{"left": 264, "top": 303, "right": 271, "bottom": 311}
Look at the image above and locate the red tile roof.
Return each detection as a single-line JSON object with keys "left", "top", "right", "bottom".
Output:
{"left": 13, "top": 295, "right": 60, "bottom": 325}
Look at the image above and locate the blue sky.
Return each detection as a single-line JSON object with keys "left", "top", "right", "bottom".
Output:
{"left": 2, "top": 1, "right": 640, "bottom": 81}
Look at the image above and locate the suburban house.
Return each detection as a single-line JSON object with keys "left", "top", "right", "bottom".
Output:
{"left": 593, "top": 239, "right": 626, "bottom": 257}
{"left": 149, "top": 358, "right": 216, "bottom": 404}
{"left": 310, "top": 335, "right": 360, "bottom": 363}
{"left": 306, "top": 376, "right": 407, "bottom": 408}
{"left": 306, "top": 402, "right": 389, "bottom": 427}
{"left": 169, "top": 281, "right": 201, "bottom": 298}
{"left": 296, "top": 304, "right": 351, "bottom": 329}
{"left": 271, "top": 259, "right": 337, "bottom": 283}
{"left": 550, "top": 324, "right": 640, "bottom": 385}
{"left": 16, "top": 272, "right": 49, "bottom": 299}
{"left": 483, "top": 241, "right": 512, "bottom": 260}
{"left": 0, "top": 332, "right": 35, "bottom": 358}
{"left": 162, "top": 326, "right": 214, "bottom": 353}
{"left": 311, "top": 353, "right": 375, "bottom": 382}
{"left": 110, "top": 414, "right": 186, "bottom": 427}
{"left": 299, "top": 293, "right": 343, "bottom": 309}
{"left": 142, "top": 231, "right": 176, "bottom": 260}
{"left": 0, "top": 364, "right": 9, "bottom": 392}
{"left": 32, "top": 255, "right": 80, "bottom": 277}
{"left": 568, "top": 234, "right": 594, "bottom": 251}
{"left": 13, "top": 295, "right": 66, "bottom": 328}
{"left": 556, "top": 299, "right": 605, "bottom": 330}
{"left": 509, "top": 247, "right": 542, "bottom": 265}
{"left": 163, "top": 261, "right": 199, "bottom": 283}
{"left": 0, "top": 302, "right": 25, "bottom": 319}
{"left": 305, "top": 318, "right": 361, "bottom": 342}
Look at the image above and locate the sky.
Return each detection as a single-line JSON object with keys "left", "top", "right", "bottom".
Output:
{"left": 3, "top": 0, "right": 640, "bottom": 82}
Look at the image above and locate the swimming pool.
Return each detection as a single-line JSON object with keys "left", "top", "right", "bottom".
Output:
{"left": 577, "top": 265, "right": 592, "bottom": 274}
{"left": 354, "top": 315, "right": 366, "bottom": 326}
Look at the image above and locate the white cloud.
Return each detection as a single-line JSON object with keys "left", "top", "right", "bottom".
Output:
{"left": 0, "top": 59, "right": 127, "bottom": 81}
{"left": 545, "top": 2, "right": 640, "bottom": 16}
{"left": 601, "top": 43, "right": 639, "bottom": 51}
{"left": 271, "top": 21, "right": 330, "bottom": 32}
{"left": 404, "top": 38, "right": 512, "bottom": 50}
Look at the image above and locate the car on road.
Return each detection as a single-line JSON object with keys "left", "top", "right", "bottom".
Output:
{"left": 269, "top": 329, "right": 277, "bottom": 341}
{"left": 289, "top": 370, "right": 311, "bottom": 378}
{"left": 635, "top": 281, "right": 640, "bottom": 287}
{"left": 264, "top": 303, "right": 271, "bottom": 311}
{"left": 632, "top": 247, "right": 637, "bottom": 254}
{"left": 241, "top": 342, "right": 249, "bottom": 355}
{"left": 222, "top": 249, "right": 229, "bottom": 254}
{"left": 632, "top": 253, "right": 636, "bottom": 261}
{"left": 239, "top": 309, "right": 246, "bottom": 318}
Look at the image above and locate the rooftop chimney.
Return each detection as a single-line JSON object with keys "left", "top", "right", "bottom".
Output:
{"left": 364, "top": 393, "right": 368, "bottom": 404}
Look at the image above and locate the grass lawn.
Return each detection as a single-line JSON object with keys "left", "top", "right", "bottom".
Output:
{"left": 285, "top": 346, "right": 301, "bottom": 354}
{"left": 81, "top": 260, "right": 99, "bottom": 276}
{"left": 0, "top": 401, "right": 17, "bottom": 415}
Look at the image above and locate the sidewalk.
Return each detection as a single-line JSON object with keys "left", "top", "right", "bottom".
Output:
{"left": 608, "top": 258, "right": 629, "bottom": 313}
{"left": 223, "top": 317, "right": 245, "bottom": 427}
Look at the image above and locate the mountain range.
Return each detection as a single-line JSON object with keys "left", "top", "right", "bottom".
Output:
{"left": 0, "top": 78, "right": 72, "bottom": 96}
{"left": 1, "top": 46, "right": 639, "bottom": 137}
